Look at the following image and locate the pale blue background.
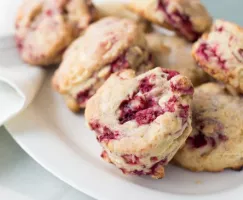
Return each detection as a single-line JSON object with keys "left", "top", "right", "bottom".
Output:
{"left": 1, "top": 0, "right": 243, "bottom": 199}
{"left": 202, "top": 0, "right": 243, "bottom": 25}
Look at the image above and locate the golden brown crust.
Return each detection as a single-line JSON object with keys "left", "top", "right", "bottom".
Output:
{"left": 173, "top": 159, "right": 225, "bottom": 173}
{"left": 64, "top": 95, "right": 82, "bottom": 112}
{"left": 174, "top": 159, "right": 243, "bottom": 173}
{"left": 151, "top": 165, "right": 165, "bottom": 179}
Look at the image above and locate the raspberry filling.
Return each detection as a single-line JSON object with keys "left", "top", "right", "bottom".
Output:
{"left": 161, "top": 69, "right": 180, "bottom": 80}
{"left": 134, "top": 98, "right": 174, "bottom": 125}
{"left": 101, "top": 149, "right": 168, "bottom": 177}
{"left": 75, "top": 52, "right": 130, "bottom": 106}
{"left": 187, "top": 118, "right": 228, "bottom": 149}
{"left": 122, "top": 154, "right": 140, "bottom": 165}
{"left": 139, "top": 75, "right": 155, "bottom": 93}
{"left": 75, "top": 49, "right": 152, "bottom": 106}
{"left": 118, "top": 70, "right": 191, "bottom": 126}
{"left": 187, "top": 131, "right": 228, "bottom": 148}
{"left": 120, "top": 158, "right": 167, "bottom": 177}
{"left": 76, "top": 89, "right": 93, "bottom": 106}
{"left": 101, "top": 150, "right": 109, "bottom": 160}
{"left": 157, "top": 0, "right": 200, "bottom": 41}
{"left": 110, "top": 52, "right": 130, "bottom": 73}
{"left": 45, "top": 9, "right": 53, "bottom": 17}
{"left": 179, "top": 104, "right": 190, "bottom": 124}
{"left": 15, "top": 36, "right": 24, "bottom": 52}
{"left": 150, "top": 157, "right": 159, "bottom": 162}
{"left": 118, "top": 95, "right": 155, "bottom": 125}
{"left": 118, "top": 75, "right": 166, "bottom": 125}
{"left": 196, "top": 43, "right": 227, "bottom": 70}
{"left": 89, "top": 120, "right": 120, "bottom": 143}
{"left": 150, "top": 158, "right": 167, "bottom": 174}
{"left": 215, "top": 26, "right": 224, "bottom": 32}
{"left": 187, "top": 132, "right": 208, "bottom": 148}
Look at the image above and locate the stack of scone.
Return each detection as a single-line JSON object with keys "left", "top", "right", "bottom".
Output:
{"left": 15, "top": 0, "right": 243, "bottom": 178}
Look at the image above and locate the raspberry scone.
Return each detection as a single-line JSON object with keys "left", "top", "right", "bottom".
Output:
{"left": 15, "top": 0, "right": 97, "bottom": 66}
{"left": 146, "top": 33, "right": 209, "bottom": 86}
{"left": 192, "top": 20, "right": 243, "bottom": 94}
{"left": 85, "top": 67, "right": 194, "bottom": 179}
{"left": 128, "top": 0, "right": 212, "bottom": 42}
{"left": 52, "top": 17, "right": 153, "bottom": 111}
{"left": 173, "top": 83, "right": 243, "bottom": 172}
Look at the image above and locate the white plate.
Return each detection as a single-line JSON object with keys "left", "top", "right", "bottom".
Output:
{"left": 5, "top": 0, "right": 243, "bottom": 199}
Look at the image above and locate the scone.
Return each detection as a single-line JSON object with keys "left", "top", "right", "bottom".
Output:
{"left": 85, "top": 67, "right": 194, "bottom": 179}
{"left": 128, "top": 0, "right": 212, "bottom": 42}
{"left": 52, "top": 17, "right": 153, "bottom": 111}
{"left": 146, "top": 32, "right": 209, "bottom": 86}
{"left": 173, "top": 83, "right": 243, "bottom": 172}
{"left": 192, "top": 20, "right": 243, "bottom": 94}
{"left": 96, "top": 1, "right": 151, "bottom": 32}
{"left": 15, "top": 0, "right": 97, "bottom": 66}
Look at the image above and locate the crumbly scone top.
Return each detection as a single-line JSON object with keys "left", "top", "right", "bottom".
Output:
{"left": 48, "top": 0, "right": 97, "bottom": 34}
{"left": 165, "top": 0, "right": 211, "bottom": 32}
{"left": 86, "top": 67, "right": 194, "bottom": 153}
{"left": 194, "top": 20, "right": 243, "bottom": 69}
{"left": 15, "top": 0, "right": 73, "bottom": 65}
{"left": 185, "top": 83, "right": 243, "bottom": 153}
{"left": 16, "top": 0, "right": 96, "bottom": 32}
{"left": 192, "top": 20, "right": 243, "bottom": 90}
{"left": 173, "top": 82, "right": 243, "bottom": 171}
{"left": 53, "top": 17, "right": 147, "bottom": 92}
{"left": 15, "top": 0, "right": 96, "bottom": 65}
